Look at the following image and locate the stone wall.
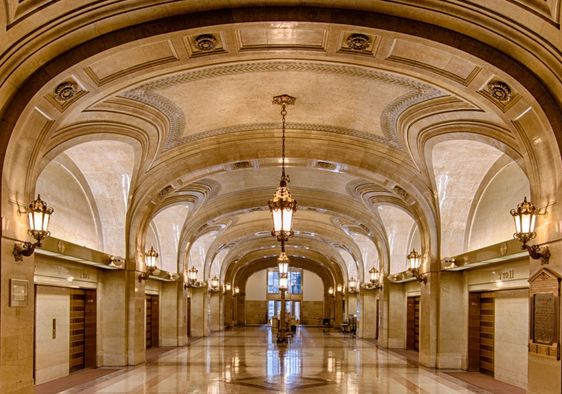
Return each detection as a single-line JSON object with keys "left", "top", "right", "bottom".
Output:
{"left": 301, "top": 301, "right": 324, "bottom": 325}
{"left": 245, "top": 301, "right": 267, "bottom": 325}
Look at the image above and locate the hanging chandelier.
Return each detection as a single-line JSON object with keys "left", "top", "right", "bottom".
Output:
{"left": 268, "top": 94, "right": 297, "bottom": 242}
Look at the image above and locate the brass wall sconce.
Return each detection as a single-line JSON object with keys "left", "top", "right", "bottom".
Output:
{"left": 184, "top": 266, "right": 205, "bottom": 289}
{"left": 138, "top": 246, "right": 159, "bottom": 282}
{"left": 407, "top": 249, "right": 427, "bottom": 283}
{"left": 362, "top": 266, "right": 382, "bottom": 289}
{"left": 511, "top": 197, "right": 550, "bottom": 264}
{"left": 347, "top": 277, "right": 359, "bottom": 294}
{"left": 13, "top": 194, "right": 54, "bottom": 262}
{"left": 224, "top": 283, "right": 232, "bottom": 294}
{"left": 208, "top": 275, "right": 221, "bottom": 293}
{"left": 328, "top": 286, "right": 334, "bottom": 296}
{"left": 233, "top": 286, "right": 240, "bottom": 296}
{"left": 336, "top": 283, "right": 343, "bottom": 294}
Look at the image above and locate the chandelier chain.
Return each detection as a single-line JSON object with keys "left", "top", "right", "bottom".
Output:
{"left": 281, "top": 104, "right": 287, "bottom": 180}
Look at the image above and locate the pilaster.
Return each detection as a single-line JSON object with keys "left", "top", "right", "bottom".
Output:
{"left": 190, "top": 287, "right": 209, "bottom": 337}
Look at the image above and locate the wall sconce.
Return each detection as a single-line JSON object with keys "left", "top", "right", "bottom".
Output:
{"left": 328, "top": 286, "right": 334, "bottom": 296}
{"left": 224, "top": 283, "right": 232, "bottom": 294}
{"left": 184, "top": 266, "right": 205, "bottom": 289}
{"left": 233, "top": 286, "right": 240, "bottom": 296}
{"left": 336, "top": 283, "right": 343, "bottom": 294}
{"left": 347, "top": 277, "right": 358, "bottom": 294}
{"left": 511, "top": 197, "right": 550, "bottom": 264}
{"left": 208, "top": 275, "right": 220, "bottom": 293}
{"left": 13, "top": 194, "right": 54, "bottom": 262}
{"left": 363, "top": 266, "right": 382, "bottom": 289}
{"left": 407, "top": 249, "right": 427, "bottom": 283}
{"left": 138, "top": 246, "right": 159, "bottom": 282}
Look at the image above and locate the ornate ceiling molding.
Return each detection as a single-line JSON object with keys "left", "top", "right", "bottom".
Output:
{"left": 122, "top": 60, "right": 444, "bottom": 150}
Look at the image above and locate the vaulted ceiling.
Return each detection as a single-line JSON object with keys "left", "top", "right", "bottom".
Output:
{"left": 4, "top": 2, "right": 558, "bottom": 286}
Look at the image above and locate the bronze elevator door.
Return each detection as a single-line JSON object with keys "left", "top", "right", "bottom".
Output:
{"left": 479, "top": 292, "right": 495, "bottom": 375}
{"left": 468, "top": 292, "right": 495, "bottom": 375}
{"left": 146, "top": 295, "right": 159, "bottom": 348}
{"left": 70, "top": 289, "right": 96, "bottom": 372}
{"left": 407, "top": 296, "right": 420, "bottom": 351}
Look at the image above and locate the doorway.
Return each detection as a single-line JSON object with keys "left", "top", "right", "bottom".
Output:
{"left": 407, "top": 296, "right": 420, "bottom": 351}
{"left": 468, "top": 291, "right": 495, "bottom": 375}
{"left": 146, "top": 294, "right": 159, "bottom": 348}
{"left": 69, "top": 289, "right": 96, "bottom": 373}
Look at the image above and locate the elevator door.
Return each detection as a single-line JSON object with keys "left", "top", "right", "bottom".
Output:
{"left": 479, "top": 292, "right": 495, "bottom": 375}
{"left": 407, "top": 296, "right": 420, "bottom": 351}
{"left": 146, "top": 294, "right": 159, "bottom": 348}
{"left": 468, "top": 291, "right": 495, "bottom": 375}
{"left": 70, "top": 289, "right": 96, "bottom": 372}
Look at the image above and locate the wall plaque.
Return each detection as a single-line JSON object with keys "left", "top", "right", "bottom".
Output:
{"left": 10, "top": 278, "right": 28, "bottom": 307}
{"left": 528, "top": 267, "right": 560, "bottom": 360}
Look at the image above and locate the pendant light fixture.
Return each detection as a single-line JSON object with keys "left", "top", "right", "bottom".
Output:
{"left": 268, "top": 94, "right": 297, "bottom": 242}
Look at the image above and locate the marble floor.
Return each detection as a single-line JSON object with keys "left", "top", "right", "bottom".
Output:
{"left": 46, "top": 327, "right": 517, "bottom": 393}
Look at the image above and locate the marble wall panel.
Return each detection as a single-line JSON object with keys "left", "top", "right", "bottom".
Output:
{"left": 495, "top": 290, "right": 528, "bottom": 389}
{"left": 301, "top": 301, "right": 324, "bottom": 325}
{"left": 245, "top": 300, "right": 267, "bottom": 325}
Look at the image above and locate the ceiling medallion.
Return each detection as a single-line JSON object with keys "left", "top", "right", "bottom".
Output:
{"left": 486, "top": 80, "right": 512, "bottom": 102}
{"left": 346, "top": 33, "right": 371, "bottom": 51}
{"left": 54, "top": 81, "right": 79, "bottom": 102}
{"left": 195, "top": 34, "right": 217, "bottom": 51}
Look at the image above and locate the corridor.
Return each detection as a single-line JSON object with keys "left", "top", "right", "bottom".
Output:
{"left": 37, "top": 327, "right": 519, "bottom": 393}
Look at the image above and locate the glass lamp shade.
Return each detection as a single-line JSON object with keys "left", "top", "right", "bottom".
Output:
{"left": 328, "top": 286, "right": 334, "bottom": 295}
{"left": 279, "top": 274, "right": 288, "bottom": 291}
{"left": 277, "top": 252, "right": 289, "bottom": 275}
{"left": 268, "top": 183, "right": 297, "bottom": 239}
{"left": 348, "top": 278, "right": 357, "bottom": 290}
{"left": 210, "top": 275, "right": 220, "bottom": 289}
{"left": 369, "top": 267, "right": 379, "bottom": 283}
{"left": 336, "top": 284, "right": 343, "bottom": 293}
{"left": 511, "top": 197, "right": 537, "bottom": 244}
{"left": 145, "top": 246, "right": 159, "bottom": 268}
{"left": 407, "top": 249, "right": 422, "bottom": 271}
{"left": 225, "top": 283, "right": 232, "bottom": 292}
{"left": 188, "top": 266, "right": 198, "bottom": 282}
{"left": 234, "top": 286, "right": 240, "bottom": 295}
{"left": 27, "top": 194, "right": 54, "bottom": 241}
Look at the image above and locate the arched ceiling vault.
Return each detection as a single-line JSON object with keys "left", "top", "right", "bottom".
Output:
{"left": 3, "top": 6, "right": 561, "bottom": 283}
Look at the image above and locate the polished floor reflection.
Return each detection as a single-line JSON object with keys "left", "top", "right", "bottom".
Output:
{"left": 59, "top": 327, "right": 495, "bottom": 393}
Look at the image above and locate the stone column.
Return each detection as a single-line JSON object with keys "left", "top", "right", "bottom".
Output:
{"left": 334, "top": 292, "right": 343, "bottom": 327}
{"left": 381, "top": 282, "right": 406, "bottom": 348}
{"left": 190, "top": 287, "right": 209, "bottom": 337}
{"left": 358, "top": 289, "right": 377, "bottom": 339}
{"left": 236, "top": 294, "right": 246, "bottom": 326}
{"left": 127, "top": 266, "right": 146, "bottom": 365}
{"left": 219, "top": 292, "right": 225, "bottom": 329}
{"left": 209, "top": 291, "right": 222, "bottom": 332}
{"left": 224, "top": 292, "right": 233, "bottom": 328}
{"left": 160, "top": 280, "right": 185, "bottom": 346}
{"left": 435, "top": 270, "right": 465, "bottom": 369}
{"left": 100, "top": 269, "right": 129, "bottom": 366}
{"left": 528, "top": 240, "right": 562, "bottom": 394}
{"left": 347, "top": 293, "right": 358, "bottom": 317}
{"left": 0, "top": 239, "right": 36, "bottom": 393}
{"left": 418, "top": 274, "right": 438, "bottom": 368}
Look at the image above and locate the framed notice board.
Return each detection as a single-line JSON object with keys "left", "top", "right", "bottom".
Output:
{"left": 529, "top": 268, "right": 560, "bottom": 360}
